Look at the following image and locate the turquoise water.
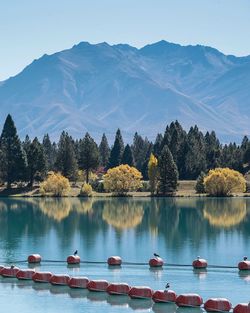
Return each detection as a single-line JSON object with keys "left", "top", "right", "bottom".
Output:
{"left": 0, "top": 197, "right": 249, "bottom": 312}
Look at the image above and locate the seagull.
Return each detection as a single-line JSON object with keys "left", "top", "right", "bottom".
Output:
{"left": 154, "top": 253, "right": 160, "bottom": 258}
{"left": 244, "top": 256, "right": 248, "bottom": 261}
{"left": 74, "top": 250, "right": 78, "bottom": 256}
{"left": 165, "top": 283, "right": 170, "bottom": 289}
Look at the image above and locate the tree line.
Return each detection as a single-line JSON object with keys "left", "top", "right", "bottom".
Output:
{"left": 0, "top": 114, "right": 250, "bottom": 189}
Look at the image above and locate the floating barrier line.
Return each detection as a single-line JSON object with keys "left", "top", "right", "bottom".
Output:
{"left": 0, "top": 259, "right": 239, "bottom": 269}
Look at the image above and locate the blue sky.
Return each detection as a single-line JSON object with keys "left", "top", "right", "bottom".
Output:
{"left": 0, "top": 0, "right": 250, "bottom": 80}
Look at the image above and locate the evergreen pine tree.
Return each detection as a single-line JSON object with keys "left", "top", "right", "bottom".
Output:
{"left": 132, "top": 132, "right": 151, "bottom": 172}
{"left": 0, "top": 114, "right": 27, "bottom": 188}
{"left": 158, "top": 145, "right": 178, "bottom": 194}
{"left": 42, "top": 134, "right": 57, "bottom": 171}
{"left": 55, "top": 131, "right": 78, "bottom": 180}
{"left": 205, "top": 131, "right": 221, "bottom": 170}
{"left": 26, "top": 137, "right": 46, "bottom": 186}
{"left": 79, "top": 132, "right": 99, "bottom": 183}
{"left": 183, "top": 125, "right": 207, "bottom": 179}
{"left": 195, "top": 171, "right": 206, "bottom": 194}
{"left": 121, "top": 144, "right": 134, "bottom": 166}
{"left": 153, "top": 133, "right": 163, "bottom": 157}
{"left": 108, "top": 129, "right": 124, "bottom": 168}
{"left": 99, "top": 133, "right": 110, "bottom": 168}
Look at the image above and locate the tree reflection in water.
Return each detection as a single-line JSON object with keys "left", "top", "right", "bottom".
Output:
{"left": 102, "top": 198, "right": 144, "bottom": 229}
{"left": 0, "top": 197, "right": 249, "bottom": 258}
{"left": 203, "top": 198, "right": 247, "bottom": 228}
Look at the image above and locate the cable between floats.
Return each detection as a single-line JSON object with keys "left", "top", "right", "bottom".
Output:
{"left": 0, "top": 259, "right": 239, "bottom": 269}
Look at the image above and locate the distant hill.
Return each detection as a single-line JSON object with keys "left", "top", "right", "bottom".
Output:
{"left": 0, "top": 40, "right": 250, "bottom": 142}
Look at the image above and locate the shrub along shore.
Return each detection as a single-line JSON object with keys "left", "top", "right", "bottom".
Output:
{"left": 0, "top": 180, "right": 249, "bottom": 198}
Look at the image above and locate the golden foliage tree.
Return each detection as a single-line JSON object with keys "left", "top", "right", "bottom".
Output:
{"left": 103, "top": 164, "right": 142, "bottom": 195}
{"left": 148, "top": 153, "right": 158, "bottom": 195}
{"left": 80, "top": 183, "right": 93, "bottom": 197}
{"left": 204, "top": 168, "right": 246, "bottom": 196}
{"left": 40, "top": 172, "right": 71, "bottom": 196}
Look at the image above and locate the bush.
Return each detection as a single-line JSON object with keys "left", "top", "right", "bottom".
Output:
{"left": 91, "top": 180, "right": 105, "bottom": 192}
{"left": 195, "top": 171, "right": 206, "bottom": 194}
{"left": 138, "top": 181, "right": 150, "bottom": 192}
{"left": 80, "top": 183, "right": 93, "bottom": 197}
{"left": 204, "top": 168, "right": 246, "bottom": 196}
{"left": 40, "top": 172, "right": 71, "bottom": 196}
{"left": 103, "top": 164, "right": 142, "bottom": 196}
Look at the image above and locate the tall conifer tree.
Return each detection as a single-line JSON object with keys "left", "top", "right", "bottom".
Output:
{"left": 26, "top": 137, "right": 46, "bottom": 186}
{"left": 99, "top": 133, "right": 110, "bottom": 168}
{"left": 55, "top": 131, "right": 78, "bottom": 180}
{"left": 121, "top": 144, "right": 134, "bottom": 166}
{"left": 158, "top": 145, "right": 178, "bottom": 194}
{"left": 108, "top": 129, "right": 124, "bottom": 168}
{"left": 0, "top": 114, "right": 27, "bottom": 188}
{"left": 79, "top": 132, "right": 99, "bottom": 183}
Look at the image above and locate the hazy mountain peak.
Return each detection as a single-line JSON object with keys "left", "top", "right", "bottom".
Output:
{"left": 0, "top": 40, "right": 249, "bottom": 142}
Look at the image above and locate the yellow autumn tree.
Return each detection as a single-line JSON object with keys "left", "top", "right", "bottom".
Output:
{"left": 40, "top": 172, "right": 71, "bottom": 196}
{"left": 103, "top": 164, "right": 142, "bottom": 195}
{"left": 148, "top": 153, "right": 158, "bottom": 195}
{"left": 204, "top": 168, "right": 246, "bottom": 196}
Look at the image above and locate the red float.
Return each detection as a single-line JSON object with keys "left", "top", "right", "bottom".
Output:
{"left": 192, "top": 258, "right": 207, "bottom": 269}
{"left": 32, "top": 271, "right": 53, "bottom": 283}
{"left": 67, "top": 255, "right": 80, "bottom": 264}
{"left": 129, "top": 286, "right": 154, "bottom": 299}
{"left": 28, "top": 254, "right": 41, "bottom": 263}
{"left": 153, "top": 290, "right": 177, "bottom": 303}
{"left": 204, "top": 298, "right": 232, "bottom": 312}
{"left": 238, "top": 261, "right": 250, "bottom": 271}
{"left": 107, "top": 283, "right": 130, "bottom": 295}
{"left": 1, "top": 266, "right": 20, "bottom": 277}
{"left": 176, "top": 294, "right": 203, "bottom": 307}
{"left": 68, "top": 277, "right": 89, "bottom": 289}
{"left": 234, "top": 303, "right": 250, "bottom": 313}
{"left": 107, "top": 256, "right": 122, "bottom": 266}
{"left": 50, "top": 274, "right": 70, "bottom": 286}
{"left": 149, "top": 258, "right": 164, "bottom": 267}
{"left": 16, "top": 269, "right": 36, "bottom": 280}
{"left": 87, "top": 280, "right": 109, "bottom": 292}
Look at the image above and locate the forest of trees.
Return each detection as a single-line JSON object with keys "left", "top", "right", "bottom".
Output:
{"left": 0, "top": 114, "right": 250, "bottom": 189}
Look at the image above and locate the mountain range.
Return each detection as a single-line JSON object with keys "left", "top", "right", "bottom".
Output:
{"left": 0, "top": 40, "right": 250, "bottom": 142}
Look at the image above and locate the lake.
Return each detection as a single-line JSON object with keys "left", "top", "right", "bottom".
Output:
{"left": 0, "top": 197, "right": 249, "bottom": 312}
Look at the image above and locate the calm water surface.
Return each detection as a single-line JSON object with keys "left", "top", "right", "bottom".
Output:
{"left": 0, "top": 197, "right": 249, "bottom": 312}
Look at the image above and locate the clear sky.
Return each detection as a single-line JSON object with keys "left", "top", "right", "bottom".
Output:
{"left": 0, "top": 0, "right": 250, "bottom": 81}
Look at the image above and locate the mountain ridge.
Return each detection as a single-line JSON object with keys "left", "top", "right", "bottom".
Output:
{"left": 0, "top": 40, "right": 250, "bottom": 142}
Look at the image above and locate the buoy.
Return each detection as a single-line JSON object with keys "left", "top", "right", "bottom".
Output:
{"left": 176, "top": 294, "right": 203, "bottom": 307}
{"left": 50, "top": 274, "right": 70, "bottom": 286}
{"left": 129, "top": 286, "right": 154, "bottom": 299}
{"left": 204, "top": 298, "right": 232, "bottom": 312}
{"left": 233, "top": 303, "right": 250, "bottom": 313}
{"left": 107, "top": 256, "right": 122, "bottom": 266}
{"left": 67, "top": 255, "right": 80, "bottom": 264}
{"left": 28, "top": 254, "right": 41, "bottom": 263}
{"left": 149, "top": 258, "right": 164, "bottom": 267}
{"left": 1, "top": 266, "right": 20, "bottom": 278}
{"left": 87, "top": 280, "right": 109, "bottom": 292}
{"left": 238, "top": 259, "right": 250, "bottom": 271}
{"left": 192, "top": 257, "right": 207, "bottom": 269}
{"left": 16, "top": 269, "right": 36, "bottom": 280}
{"left": 107, "top": 283, "right": 130, "bottom": 295}
{"left": 68, "top": 277, "right": 89, "bottom": 289}
{"left": 32, "top": 271, "right": 53, "bottom": 283}
{"left": 153, "top": 290, "right": 177, "bottom": 303}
